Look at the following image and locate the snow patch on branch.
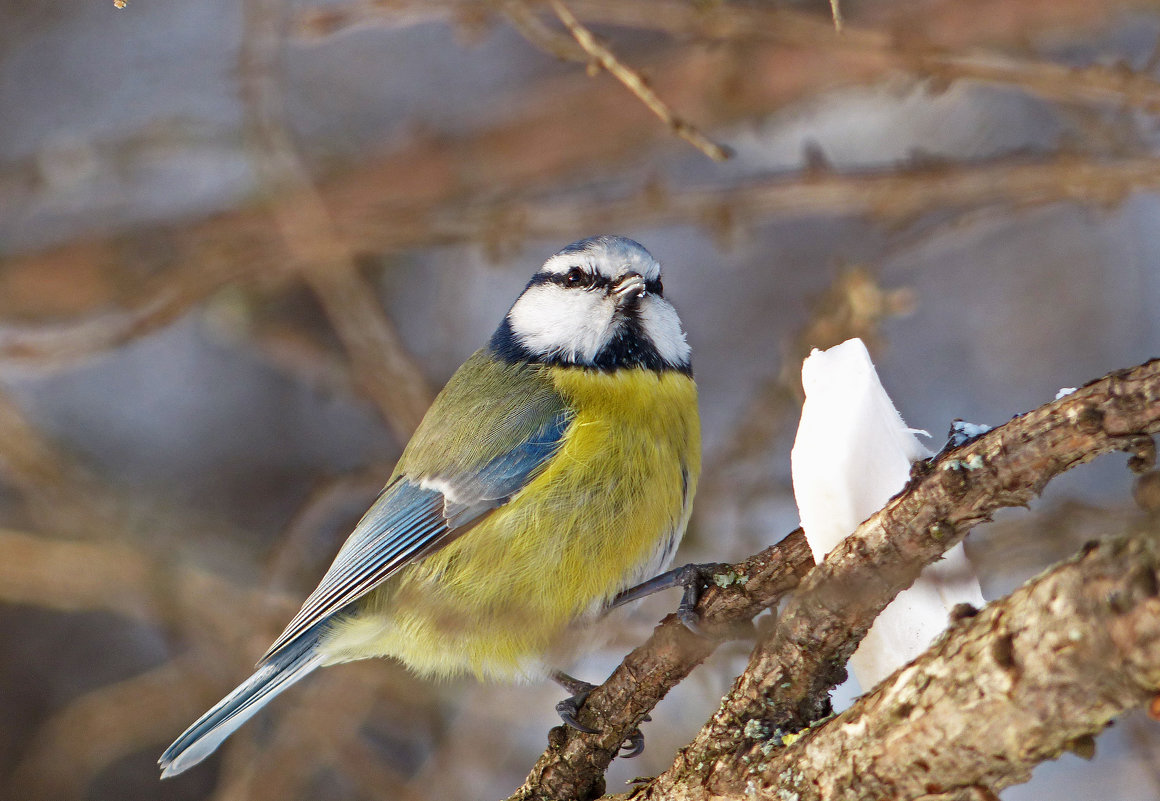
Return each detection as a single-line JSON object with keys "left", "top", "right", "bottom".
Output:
{"left": 791, "top": 338, "right": 985, "bottom": 691}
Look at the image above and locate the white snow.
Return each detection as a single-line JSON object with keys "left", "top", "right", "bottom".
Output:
{"left": 948, "top": 420, "right": 992, "bottom": 447}
{"left": 790, "top": 338, "right": 985, "bottom": 691}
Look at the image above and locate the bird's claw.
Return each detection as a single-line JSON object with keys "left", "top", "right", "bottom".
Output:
{"left": 555, "top": 690, "right": 600, "bottom": 734}
{"left": 620, "top": 727, "right": 645, "bottom": 758}
{"left": 550, "top": 672, "right": 651, "bottom": 755}
{"left": 673, "top": 563, "right": 726, "bottom": 638}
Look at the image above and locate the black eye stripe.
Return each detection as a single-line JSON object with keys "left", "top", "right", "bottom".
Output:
{"left": 529, "top": 271, "right": 664, "bottom": 295}
{"left": 529, "top": 271, "right": 610, "bottom": 290}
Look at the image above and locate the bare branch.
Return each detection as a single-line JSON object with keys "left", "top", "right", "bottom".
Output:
{"left": 7, "top": 153, "right": 1160, "bottom": 382}
{"left": 298, "top": 0, "right": 1160, "bottom": 117}
{"left": 496, "top": 0, "right": 587, "bottom": 62}
{"left": 639, "top": 360, "right": 1160, "bottom": 799}
{"left": 634, "top": 528, "right": 1160, "bottom": 800}
{"left": 0, "top": 242, "right": 250, "bottom": 371}
{"left": 14, "top": 0, "right": 1160, "bottom": 326}
{"left": 546, "top": 0, "right": 730, "bottom": 162}
{"left": 296, "top": 0, "right": 1136, "bottom": 53}
{"left": 430, "top": 155, "right": 1160, "bottom": 247}
{"left": 511, "top": 358, "right": 1160, "bottom": 801}
{"left": 508, "top": 530, "right": 815, "bottom": 801}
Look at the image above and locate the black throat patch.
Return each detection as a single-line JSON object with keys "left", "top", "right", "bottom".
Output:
{"left": 488, "top": 315, "right": 691, "bottom": 375}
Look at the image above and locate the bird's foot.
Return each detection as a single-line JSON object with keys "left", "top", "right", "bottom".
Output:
{"left": 612, "top": 562, "right": 729, "bottom": 637}
{"left": 553, "top": 672, "right": 600, "bottom": 734}
{"left": 550, "top": 671, "right": 648, "bottom": 757}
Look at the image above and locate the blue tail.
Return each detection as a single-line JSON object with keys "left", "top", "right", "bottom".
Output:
{"left": 159, "top": 623, "right": 326, "bottom": 777}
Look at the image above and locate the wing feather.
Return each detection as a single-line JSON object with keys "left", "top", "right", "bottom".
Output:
{"left": 260, "top": 366, "right": 571, "bottom": 663}
{"left": 261, "top": 481, "right": 447, "bottom": 661}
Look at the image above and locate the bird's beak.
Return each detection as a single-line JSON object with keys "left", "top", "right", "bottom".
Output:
{"left": 612, "top": 272, "right": 646, "bottom": 304}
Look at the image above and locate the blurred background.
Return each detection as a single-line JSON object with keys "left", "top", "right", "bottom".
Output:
{"left": 2, "top": 1, "right": 1160, "bottom": 799}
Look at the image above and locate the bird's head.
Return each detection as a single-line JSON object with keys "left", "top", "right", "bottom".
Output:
{"left": 490, "top": 235, "right": 691, "bottom": 373}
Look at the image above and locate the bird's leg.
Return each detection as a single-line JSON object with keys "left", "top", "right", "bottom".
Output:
{"left": 550, "top": 670, "right": 648, "bottom": 757}
{"left": 610, "top": 562, "right": 728, "bottom": 636}
{"left": 551, "top": 670, "right": 599, "bottom": 733}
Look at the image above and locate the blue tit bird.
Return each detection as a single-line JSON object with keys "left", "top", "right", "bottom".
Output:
{"left": 159, "top": 235, "right": 700, "bottom": 777}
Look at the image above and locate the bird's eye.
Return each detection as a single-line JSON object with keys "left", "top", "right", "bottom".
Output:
{"left": 564, "top": 267, "right": 588, "bottom": 288}
{"left": 652, "top": 278, "right": 663, "bottom": 296}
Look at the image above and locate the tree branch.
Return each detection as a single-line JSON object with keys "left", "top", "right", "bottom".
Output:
{"left": 508, "top": 530, "right": 815, "bottom": 801}
{"left": 635, "top": 526, "right": 1160, "bottom": 800}
{"left": 510, "top": 358, "right": 1160, "bottom": 801}
{"left": 546, "top": 0, "right": 730, "bottom": 162}
{"left": 10, "top": 0, "right": 1160, "bottom": 357}
{"left": 300, "top": 0, "right": 1160, "bottom": 115}
{"left": 12, "top": 151, "right": 1160, "bottom": 378}
{"left": 638, "top": 359, "right": 1160, "bottom": 799}
{"left": 431, "top": 155, "right": 1160, "bottom": 247}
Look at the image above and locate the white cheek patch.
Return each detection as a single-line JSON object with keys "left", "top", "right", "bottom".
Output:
{"left": 637, "top": 296, "right": 691, "bottom": 367}
{"left": 507, "top": 284, "right": 615, "bottom": 362}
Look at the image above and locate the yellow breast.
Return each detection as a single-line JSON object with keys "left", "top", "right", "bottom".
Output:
{"left": 322, "top": 367, "right": 700, "bottom": 681}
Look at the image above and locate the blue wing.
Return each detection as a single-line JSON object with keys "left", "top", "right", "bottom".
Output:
{"left": 260, "top": 401, "right": 571, "bottom": 662}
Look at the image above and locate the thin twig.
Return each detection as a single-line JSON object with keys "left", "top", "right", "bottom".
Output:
{"left": 298, "top": 0, "right": 1160, "bottom": 114}
{"left": 546, "top": 0, "right": 730, "bottom": 161}
{"left": 496, "top": 0, "right": 587, "bottom": 62}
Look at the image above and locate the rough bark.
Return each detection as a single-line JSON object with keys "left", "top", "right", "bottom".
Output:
{"left": 510, "top": 359, "right": 1160, "bottom": 801}
{"left": 634, "top": 360, "right": 1160, "bottom": 800}
{"left": 509, "top": 532, "right": 815, "bottom": 801}
{"left": 627, "top": 529, "right": 1160, "bottom": 800}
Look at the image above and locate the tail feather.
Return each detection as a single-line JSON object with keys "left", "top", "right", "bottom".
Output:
{"left": 159, "top": 625, "right": 325, "bottom": 778}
